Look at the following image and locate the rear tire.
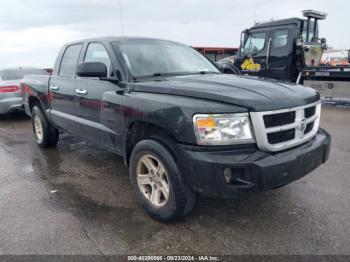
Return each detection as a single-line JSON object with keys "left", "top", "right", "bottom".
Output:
{"left": 31, "top": 106, "right": 59, "bottom": 147}
{"left": 129, "top": 139, "right": 196, "bottom": 222}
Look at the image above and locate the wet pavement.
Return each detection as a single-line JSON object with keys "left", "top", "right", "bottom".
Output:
{"left": 0, "top": 106, "right": 349, "bottom": 255}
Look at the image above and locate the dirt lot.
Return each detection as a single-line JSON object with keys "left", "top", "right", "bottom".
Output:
{"left": 0, "top": 105, "right": 349, "bottom": 256}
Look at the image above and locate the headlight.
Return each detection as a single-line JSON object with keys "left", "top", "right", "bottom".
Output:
{"left": 193, "top": 113, "right": 254, "bottom": 145}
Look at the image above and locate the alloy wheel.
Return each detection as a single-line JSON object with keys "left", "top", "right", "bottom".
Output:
{"left": 136, "top": 154, "right": 170, "bottom": 207}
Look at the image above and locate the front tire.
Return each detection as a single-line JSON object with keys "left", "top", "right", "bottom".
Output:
{"left": 129, "top": 139, "right": 196, "bottom": 222}
{"left": 31, "top": 106, "right": 59, "bottom": 147}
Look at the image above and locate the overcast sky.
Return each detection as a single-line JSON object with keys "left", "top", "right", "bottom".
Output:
{"left": 0, "top": 0, "right": 349, "bottom": 68}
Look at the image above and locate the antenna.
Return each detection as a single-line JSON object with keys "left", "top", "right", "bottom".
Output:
{"left": 118, "top": 0, "right": 130, "bottom": 93}
{"left": 118, "top": 0, "right": 125, "bottom": 36}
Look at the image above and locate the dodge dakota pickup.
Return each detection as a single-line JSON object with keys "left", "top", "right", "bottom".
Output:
{"left": 21, "top": 37, "right": 331, "bottom": 222}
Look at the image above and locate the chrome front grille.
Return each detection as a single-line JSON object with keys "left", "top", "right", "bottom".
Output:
{"left": 250, "top": 101, "right": 321, "bottom": 152}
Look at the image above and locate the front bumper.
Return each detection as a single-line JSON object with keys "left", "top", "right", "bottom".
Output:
{"left": 178, "top": 129, "right": 331, "bottom": 198}
{"left": 0, "top": 97, "right": 23, "bottom": 114}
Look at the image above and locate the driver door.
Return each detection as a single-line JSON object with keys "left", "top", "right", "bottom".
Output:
{"left": 74, "top": 42, "right": 123, "bottom": 151}
{"left": 239, "top": 30, "right": 270, "bottom": 77}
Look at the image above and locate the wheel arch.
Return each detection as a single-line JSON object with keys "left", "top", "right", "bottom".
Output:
{"left": 124, "top": 121, "right": 180, "bottom": 167}
{"left": 28, "top": 95, "right": 44, "bottom": 113}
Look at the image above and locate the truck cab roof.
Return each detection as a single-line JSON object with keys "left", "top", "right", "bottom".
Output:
{"left": 249, "top": 18, "right": 302, "bottom": 30}
{"left": 64, "top": 36, "right": 182, "bottom": 46}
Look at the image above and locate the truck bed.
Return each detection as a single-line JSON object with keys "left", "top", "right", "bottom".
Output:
{"left": 21, "top": 75, "right": 51, "bottom": 116}
{"left": 302, "top": 66, "right": 350, "bottom": 101}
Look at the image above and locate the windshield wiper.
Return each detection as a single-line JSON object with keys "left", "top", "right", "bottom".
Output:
{"left": 133, "top": 71, "right": 220, "bottom": 81}
{"left": 133, "top": 72, "right": 181, "bottom": 81}
{"left": 197, "top": 71, "right": 221, "bottom": 74}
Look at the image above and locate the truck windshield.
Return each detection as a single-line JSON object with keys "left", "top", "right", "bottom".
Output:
{"left": 112, "top": 40, "right": 220, "bottom": 79}
{"left": 0, "top": 68, "right": 48, "bottom": 81}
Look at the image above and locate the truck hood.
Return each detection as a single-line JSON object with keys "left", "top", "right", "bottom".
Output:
{"left": 131, "top": 74, "right": 320, "bottom": 111}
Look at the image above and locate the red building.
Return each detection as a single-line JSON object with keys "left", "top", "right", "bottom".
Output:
{"left": 193, "top": 47, "right": 238, "bottom": 62}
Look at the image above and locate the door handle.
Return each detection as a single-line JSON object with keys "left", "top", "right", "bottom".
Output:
{"left": 75, "top": 89, "right": 88, "bottom": 96}
{"left": 49, "top": 85, "right": 59, "bottom": 91}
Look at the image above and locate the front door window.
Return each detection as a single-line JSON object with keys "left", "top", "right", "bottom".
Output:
{"left": 84, "top": 43, "right": 113, "bottom": 76}
{"left": 242, "top": 32, "right": 266, "bottom": 54}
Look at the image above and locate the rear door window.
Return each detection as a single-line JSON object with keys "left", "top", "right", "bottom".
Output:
{"left": 59, "top": 44, "right": 83, "bottom": 77}
{"left": 272, "top": 29, "right": 289, "bottom": 48}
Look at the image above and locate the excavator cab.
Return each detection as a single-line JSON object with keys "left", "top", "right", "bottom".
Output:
{"left": 298, "top": 10, "right": 327, "bottom": 68}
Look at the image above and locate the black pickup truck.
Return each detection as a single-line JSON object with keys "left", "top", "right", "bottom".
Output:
{"left": 21, "top": 37, "right": 331, "bottom": 221}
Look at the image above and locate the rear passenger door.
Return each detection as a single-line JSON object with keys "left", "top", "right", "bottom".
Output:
{"left": 49, "top": 43, "right": 83, "bottom": 132}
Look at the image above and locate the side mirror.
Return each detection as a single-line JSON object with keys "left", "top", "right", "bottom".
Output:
{"left": 76, "top": 62, "right": 107, "bottom": 78}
